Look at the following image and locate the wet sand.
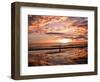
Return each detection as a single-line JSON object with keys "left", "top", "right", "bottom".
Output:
{"left": 28, "top": 47, "right": 87, "bottom": 66}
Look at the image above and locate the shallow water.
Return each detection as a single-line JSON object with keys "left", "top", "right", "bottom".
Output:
{"left": 28, "top": 47, "right": 87, "bottom": 66}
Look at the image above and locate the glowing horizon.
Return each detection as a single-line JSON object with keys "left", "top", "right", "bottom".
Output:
{"left": 58, "top": 38, "right": 72, "bottom": 44}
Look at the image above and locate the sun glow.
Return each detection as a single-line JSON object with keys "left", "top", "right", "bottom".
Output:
{"left": 59, "top": 38, "right": 72, "bottom": 43}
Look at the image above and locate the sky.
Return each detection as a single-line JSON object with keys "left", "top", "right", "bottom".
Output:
{"left": 28, "top": 15, "right": 88, "bottom": 44}
{"left": 28, "top": 15, "right": 87, "bottom": 35}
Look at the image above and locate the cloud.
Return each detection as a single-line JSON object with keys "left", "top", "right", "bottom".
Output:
{"left": 28, "top": 15, "right": 88, "bottom": 36}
